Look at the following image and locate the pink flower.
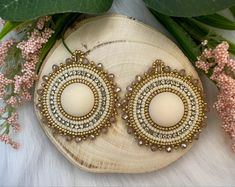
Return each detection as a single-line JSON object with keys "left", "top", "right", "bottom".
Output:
{"left": 196, "top": 60, "right": 211, "bottom": 73}
{"left": 36, "top": 16, "right": 51, "bottom": 30}
{"left": 0, "top": 134, "right": 20, "bottom": 149}
{"left": 6, "top": 96, "right": 18, "bottom": 107}
{"left": 0, "top": 73, "right": 14, "bottom": 98}
{"left": 7, "top": 113, "right": 21, "bottom": 133}
{"left": 21, "top": 91, "right": 32, "bottom": 102}
{"left": 0, "top": 16, "right": 54, "bottom": 149}
{"left": 7, "top": 112, "right": 19, "bottom": 124}
{"left": 0, "top": 40, "right": 14, "bottom": 66}
{"left": 196, "top": 41, "right": 235, "bottom": 151}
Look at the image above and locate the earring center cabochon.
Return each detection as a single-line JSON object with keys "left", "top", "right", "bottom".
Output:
{"left": 61, "top": 82, "right": 95, "bottom": 117}
{"left": 36, "top": 51, "right": 120, "bottom": 142}
{"left": 122, "top": 60, "right": 207, "bottom": 152}
{"left": 149, "top": 92, "right": 185, "bottom": 127}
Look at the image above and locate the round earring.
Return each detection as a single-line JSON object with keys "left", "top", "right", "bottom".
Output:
{"left": 122, "top": 60, "right": 207, "bottom": 152}
{"left": 36, "top": 50, "right": 121, "bottom": 142}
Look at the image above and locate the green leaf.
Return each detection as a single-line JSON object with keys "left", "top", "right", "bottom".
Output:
{"left": 195, "top": 14, "right": 235, "bottom": 30}
{"left": 174, "top": 17, "right": 235, "bottom": 55}
{"left": 0, "top": 0, "right": 113, "bottom": 22}
{"left": 0, "top": 21, "right": 22, "bottom": 40}
{"left": 150, "top": 10, "right": 200, "bottom": 62}
{"left": 144, "top": 0, "right": 235, "bottom": 17}
{"left": 230, "top": 6, "right": 235, "bottom": 18}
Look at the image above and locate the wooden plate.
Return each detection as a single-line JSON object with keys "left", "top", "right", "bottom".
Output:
{"left": 34, "top": 15, "right": 202, "bottom": 173}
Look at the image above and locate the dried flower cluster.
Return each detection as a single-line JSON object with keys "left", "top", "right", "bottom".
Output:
{"left": 196, "top": 41, "right": 235, "bottom": 151}
{"left": 0, "top": 16, "right": 53, "bottom": 149}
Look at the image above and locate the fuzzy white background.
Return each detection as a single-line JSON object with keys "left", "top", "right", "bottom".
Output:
{"left": 1, "top": 0, "right": 235, "bottom": 186}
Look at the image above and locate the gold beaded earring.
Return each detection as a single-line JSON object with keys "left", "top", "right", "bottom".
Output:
{"left": 36, "top": 50, "right": 121, "bottom": 142}
{"left": 122, "top": 60, "right": 207, "bottom": 152}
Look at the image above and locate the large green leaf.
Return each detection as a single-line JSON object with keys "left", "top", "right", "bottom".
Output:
{"left": 0, "top": 0, "right": 113, "bottom": 22}
{"left": 195, "top": 14, "right": 235, "bottom": 30}
{"left": 144, "top": 0, "right": 235, "bottom": 17}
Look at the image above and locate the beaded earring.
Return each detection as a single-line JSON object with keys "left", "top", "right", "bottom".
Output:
{"left": 36, "top": 50, "right": 121, "bottom": 142}
{"left": 122, "top": 60, "right": 207, "bottom": 152}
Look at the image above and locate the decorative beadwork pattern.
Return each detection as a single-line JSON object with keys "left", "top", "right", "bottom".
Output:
{"left": 122, "top": 60, "right": 207, "bottom": 152}
{"left": 36, "top": 51, "right": 120, "bottom": 142}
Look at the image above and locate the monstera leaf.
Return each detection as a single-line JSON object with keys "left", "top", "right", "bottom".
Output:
{"left": 144, "top": 0, "right": 235, "bottom": 17}
{"left": 0, "top": 0, "right": 113, "bottom": 21}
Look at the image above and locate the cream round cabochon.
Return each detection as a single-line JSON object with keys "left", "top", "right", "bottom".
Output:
{"left": 60, "top": 83, "right": 95, "bottom": 117}
{"left": 149, "top": 92, "right": 185, "bottom": 127}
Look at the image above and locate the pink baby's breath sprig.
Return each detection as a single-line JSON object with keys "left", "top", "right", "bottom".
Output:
{"left": 0, "top": 16, "right": 54, "bottom": 149}
{"left": 196, "top": 41, "right": 235, "bottom": 151}
{"left": 0, "top": 40, "right": 14, "bottom": 66}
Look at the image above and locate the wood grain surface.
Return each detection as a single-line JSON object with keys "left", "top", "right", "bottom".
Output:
{"left": 2, "top": 1, "right": 235, "bottom": 186}
{"left": 34, "top": 15, "right": 203, "bottom": 173}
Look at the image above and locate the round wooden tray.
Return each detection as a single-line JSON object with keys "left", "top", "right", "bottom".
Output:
{"left": 34, "top": 15, "right": 202, "bottom": 173}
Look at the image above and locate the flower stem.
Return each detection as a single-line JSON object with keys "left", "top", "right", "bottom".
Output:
{"left": 61, "top": 14, "right": 81, "bottom": 55}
